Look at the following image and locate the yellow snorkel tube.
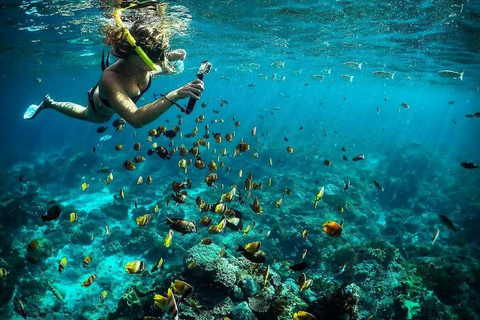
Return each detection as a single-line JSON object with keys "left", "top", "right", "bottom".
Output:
{"left": 113, "top": 4, "right": 161, "bottom": 72}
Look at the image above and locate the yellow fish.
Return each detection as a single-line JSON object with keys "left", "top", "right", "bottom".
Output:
{"left": 315, "top": 186, "right": 325, "bottom": 202}
{"left": 164, "top": 230, "right": 174, "bottom": 247}
{"left": 105, "top": 225, "right": 110, "bottom": 235}
{"left": 154, "top": 204, "right": 159, "bottom": 213}
{"left": 243, "top": 225, "right": 252, "bottom": 235}
{"left": 124, "top": 260, "right": 146, "bottom": 274}
{"left": 294, "top": 311, "right": 318, "bottom": 320}
{"left": 81, "top": 274, "right": 97, "bottom": 287}
{"left": 81, "top": 182, "right": 89, "bottom": 191}
{"left": 264, "top": 265, "right": 270, "bottom": 285}
{"left": 151, "top": 257, "right": 164, "bottom": 273}
{"left": 136, "top": 214, "right": 152, "bottom": 226}
{"left": 58, "top": 257, "right": 67, "bottom": 273}
{"left": 100, "top": 290, "right": 108, "bottom": 301}
{"left": 69, "top": 212, "right": 78, "bottom": 222}
{"left": 275, "top": 198, "right": 283, "bottom": 208}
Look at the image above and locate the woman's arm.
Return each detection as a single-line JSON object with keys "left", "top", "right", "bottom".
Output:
{"left": 102, "top": 75, "right": 204, "bottom": 129}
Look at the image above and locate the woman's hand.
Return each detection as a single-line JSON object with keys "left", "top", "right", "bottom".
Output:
{"left": 167, "top": 49, "right": 186, "bottom": 61}
{"left": 171, "top": 79, "right": 204, "bottom": 101}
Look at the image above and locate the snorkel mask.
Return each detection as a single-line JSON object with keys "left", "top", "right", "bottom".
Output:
{"left": 113, "top": 1, "right": 162, "bottom": 71}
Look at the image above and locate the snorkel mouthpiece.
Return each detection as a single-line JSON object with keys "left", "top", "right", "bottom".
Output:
{"left": 113, "top": 7, "right": 161, "bottom": 72}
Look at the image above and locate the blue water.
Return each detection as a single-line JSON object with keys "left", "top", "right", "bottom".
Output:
{"left": 1, "top": 1, "right": 480, "bottom": 320}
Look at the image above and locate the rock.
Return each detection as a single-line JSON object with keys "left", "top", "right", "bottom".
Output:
{"left": 241, "top": 275, "right": 259, "bottom": 297}
{"left": 232, "top": 301, "right": 256, "bottom": 320}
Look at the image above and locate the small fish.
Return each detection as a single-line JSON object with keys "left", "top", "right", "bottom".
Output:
{"left": 136, "top": 214, "right": 152, "bottom": 226}
{"left": 171, "top": 279, "right": 194, "bottom": 298}
{"left": 343, "top": 61, "right": 363, "bottom": 70}
{"left": 432, "top": 229, "right": 440, "bottom": 245}
{"left": 220, "top": 246, "right": 226, "bottom": 257}
{"left": 237, "top": 244, "right": 266, "bottom": 263}
{"left": 58, "top": 257, "right": 67, "bottom": 273}
{"left": 151, "top": 258, "right": 164, "bottom": 273}
{"left": 323, "top": 221, "right": 343, "bottom": 237}
{"left": 100, "top": 291, "right": 108, "bottom": 301}
{"left": 340, "top": 74, "right": 354, "bottom": 83}
{"left": 0, "top": 268, "right": 8, "bottom": 279}
{"left": 81, "top": 274, "right": 97, "bottom": 287}
{"left": 97, "top": 126, "right": 108, "bottom": 133}
{"left": 343, "top": 155, "right": 348, "bottom": 161}
{"left": 81, "top": 182, "right": 89, "bottom": 191}
{"left": 302, "top": 229, "right": 308, "bottom": 240}
{"left": 124, "top": 260, "right": 146, "bottom": 274}
{"left": 187, "top": 259, "right": 197, "bottom": 269}
{"left": 164, "top": 230, "right": 174, "bottom": 247}
{"left": 336, "top": 263, "right": 346, "bottom": 274}
{"left": 352, "top": 154, "right": 365, "bottom": 161}
{"left": 18, "top": 299, "right": 27, "bottom": 319}
{"left": 27, "top": 240, "right": 38, "bottom": 253}
{"left": 47, "top": 281, "right": 64, "bottom": 301}
{"left": 401, "top": 103, "right": 410, "bottom": 109}
{"left": 461, "top": 162, "right": 478, "bottom": 169}
{"left": 201, "top": 238, "right": 214, "bottom": 245}
{"left": 166, "top": 218, "right": 198, "bottom": 234}
{"left": 438, "top": 70, "right": 464, "bottom": 81}
{"left": 83, "top": 256, "right": 92, "bottom": 267}
{"left": 286, "top": 146, "right": 294, "bottom": 153}
{"left": 123, "top": 161, "right": 136, "bottom": 171}
{"left": 154, "top": 288, "right": 177, "bottom": 318}
{"left": 69, "top": 212, "right": 78, "bottom": 222}
{"left": 99, "top": 134, "right": 112, "bottom": 142}
{"left": 372, "top": 70, "right": 395, "bottom": 79}
{"left": 343, "top": 180, "right": 351, "bottom": 191}
{"left": 301, "top": 249, "right": 307, "bottom": 260}
{"left": 264, "top": 265, "right": 270, "bottom": 285}
{"left": 373, "top": 180, "right": 384, "bottom": 191}
{"left": 290, "top": 262, "right": 307, "bottom": 271}
{"left": 294, "top": 311, "right": 317, "bottom": 320}
{"left": 323, "top": 160, "right": 331, "bottom": 166}
{"left": 105, "top": 226, "right": 110, "bottom": 235}
{"left": 439, "top": 214, "right": 457, "bottom": 232}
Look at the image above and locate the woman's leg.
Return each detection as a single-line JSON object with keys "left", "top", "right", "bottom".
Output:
{"left": 44, "top": 95, "right": 89, "bottom": 121}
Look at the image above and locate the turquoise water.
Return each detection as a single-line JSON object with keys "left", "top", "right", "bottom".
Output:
{"left": 1, "top": 1, "right": 480, "bottom": 320}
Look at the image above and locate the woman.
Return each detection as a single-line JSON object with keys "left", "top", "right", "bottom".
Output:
{"left": 24, "top": 3, "right": 204, "bottom": 129}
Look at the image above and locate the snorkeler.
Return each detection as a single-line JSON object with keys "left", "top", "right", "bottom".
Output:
{"left": 24, "top": 1, "right": 204, "bottom": 129}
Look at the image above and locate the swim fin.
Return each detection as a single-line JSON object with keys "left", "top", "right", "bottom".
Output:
{"left": 23, "top": 96, "right": 47, "bottom": 120}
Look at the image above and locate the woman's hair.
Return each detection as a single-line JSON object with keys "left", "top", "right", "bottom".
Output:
{"left": 102, "top": 5, "right": 174, "bottom": 72}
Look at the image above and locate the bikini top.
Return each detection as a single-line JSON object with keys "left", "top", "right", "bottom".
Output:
{"left": 99, "top": 76, "right": 152, "bottom": 109}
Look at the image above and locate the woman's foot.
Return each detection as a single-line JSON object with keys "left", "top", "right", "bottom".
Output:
{"left": 23, "top": 94, "right": 52, "bottom": 120}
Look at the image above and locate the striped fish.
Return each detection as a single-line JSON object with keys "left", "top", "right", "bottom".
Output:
{"left": 47, "top": 281, "right": 64, "bottom": 301}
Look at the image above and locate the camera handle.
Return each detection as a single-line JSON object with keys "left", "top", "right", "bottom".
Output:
{"left": 185, "top": 73, "right": 204, "bottom": 115}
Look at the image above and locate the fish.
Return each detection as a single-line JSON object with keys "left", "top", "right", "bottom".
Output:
{"left": 18, "top": 299, "right": 27, "bottom": 319}
{"left": 286, "top": 146, "right": 294, "bottom": 153}
{"left": 315, "top": 186, "right": 325, "bottom": 202}
{"left": 201, "top": 238, "right": 214, "bottom": 245}
{"left": 147, "top": 176, "right": 153, "bottom": 185}
{"left": 322, "top": 221, "right": 343, "bottom": 237}
{"left": 166, "top": 218, "right": 197, "bottom": 234}
{"left": 276, "top": 198, "right": 283, "bottom": 208}
{"left": 187, "top": 259, "right": 197, "bottom": 269}
{"left": 133, "top": 142, "right": 141, "bottom": 151}
{"left": 47, "top": 281, "right": 64, "bottom": 301}
{"left": 58, "top": 257, "right": 67, "bottom": 273}
{"left": 153, "top": 288, "right": 177, "bottom": 318}
{"left": 264, "top": 265, "right": 270, "bottom": 285}
{"left": 199, "top": 216, "right": 212, "bottom": 226}
{"left": 290, "top": 262, "right": 308, "bottom": 272}
{"left": 343, "top": 61, "right": 362, "bottom": 69}
{"left": 164, "top": 229, "right": 174, "bottom": 247}
{"left": 301, "top": 249, "right": 308, "bottom": 260}
{"left": 373, "top": 180, "right": 384, "bottom": 191}
{"left": 302, "top": 230, "right": 308, "bottom": 240}
{"left": 0, "top": 268, "right": 8, "bottom": 279}
{"left": 209, "top": 218, "right": 227, "bottom": 234}
{"left": 105, "top": 226, "right": 110, "bottom": 235}
{"left": 97, "top": 126, "right": 108, "bottom": 133}
{"left": 340, "top": 74, "right": 354, "bottom": 83}
{"left": 438, "top": 70, "right": 464, "bottom": 81}
{"left": 294, "top": 311, "right": 318, "bottom": 320}
{"left": 251, "top": 127, "right": 257, "bottom": 136}
{"left": 123, "top": 160, "right": 136, "bottom": 171}
{"left": 124, "top": 260, "right": 146, "bottom": 274}
{"left": 100, "top": 291, "right": 108, "bottom": 302}
{"left": 243, "top": 241, "right": 262, "bottom": 254}
{"left": 41, "top": 205, "right": 62, "bottom": 222}
{"left": 439, "top": 214, "right": 457, "bottom": 232}
{"left": 432, "top": 229, "right": 440, "bottom": 245}
{"left": 338, "top": 205, "right": 344, "bottom": 212}
{"left": 27, "top": 240, "right": 38, "bottom": 253}
{"left": 171, "top": 280, "right": 195, "bottom": 298}
{"left": 83, "top": 256, "right": 92, "bottom": 267}
{"left": 115, "top": 144, "right": 124, "bottom": 151}
{"left": 164, "top": 130, "right": 177, "bottom": 139}
{"left": 343, "top": 180, "right": 351, "bottom": 191}
{"left": 461, "top": 162, "right": 479, "bottom": 169}
{"left": 220, "top": 246, "right": 226, "bottom": 257}
{"left": 81, "top": 274, "right": 97, "bottom": 287}
{"left": 69, "top": 212, "right": 78, "bottom": 222}
{"left": 323, "top": 160, "right": 331, "bottom": 166}
{"left": 401, "top": 103, "right": 410, "bottom": 109}
{"left": 372, "top": 70, "right": 395, "bottom": 79}
{"left": 136, "top": 214, "right": 152, "bottom": 226}
{"left": 99, "top": 134, "right": 112, "bottom": 142}
{"left": 151, "top": 258, "right": 164, "bottom": 273}
{"left": 134, "top": 156, "right": 146, "bottom": 163}
{"left": 147, "top": 146, "right": 171, "bottom": 160}
{"left": 352, "top": 154, "right": 365, "bottom": 161}
{"left": 237, "top": 245, "right": 266, "bottom": 263}
{"left": 336, "top": 263, "right": 347, "bottom": 274}
{"left": 81, "top": 182, "right": 89, "bottom": 191}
